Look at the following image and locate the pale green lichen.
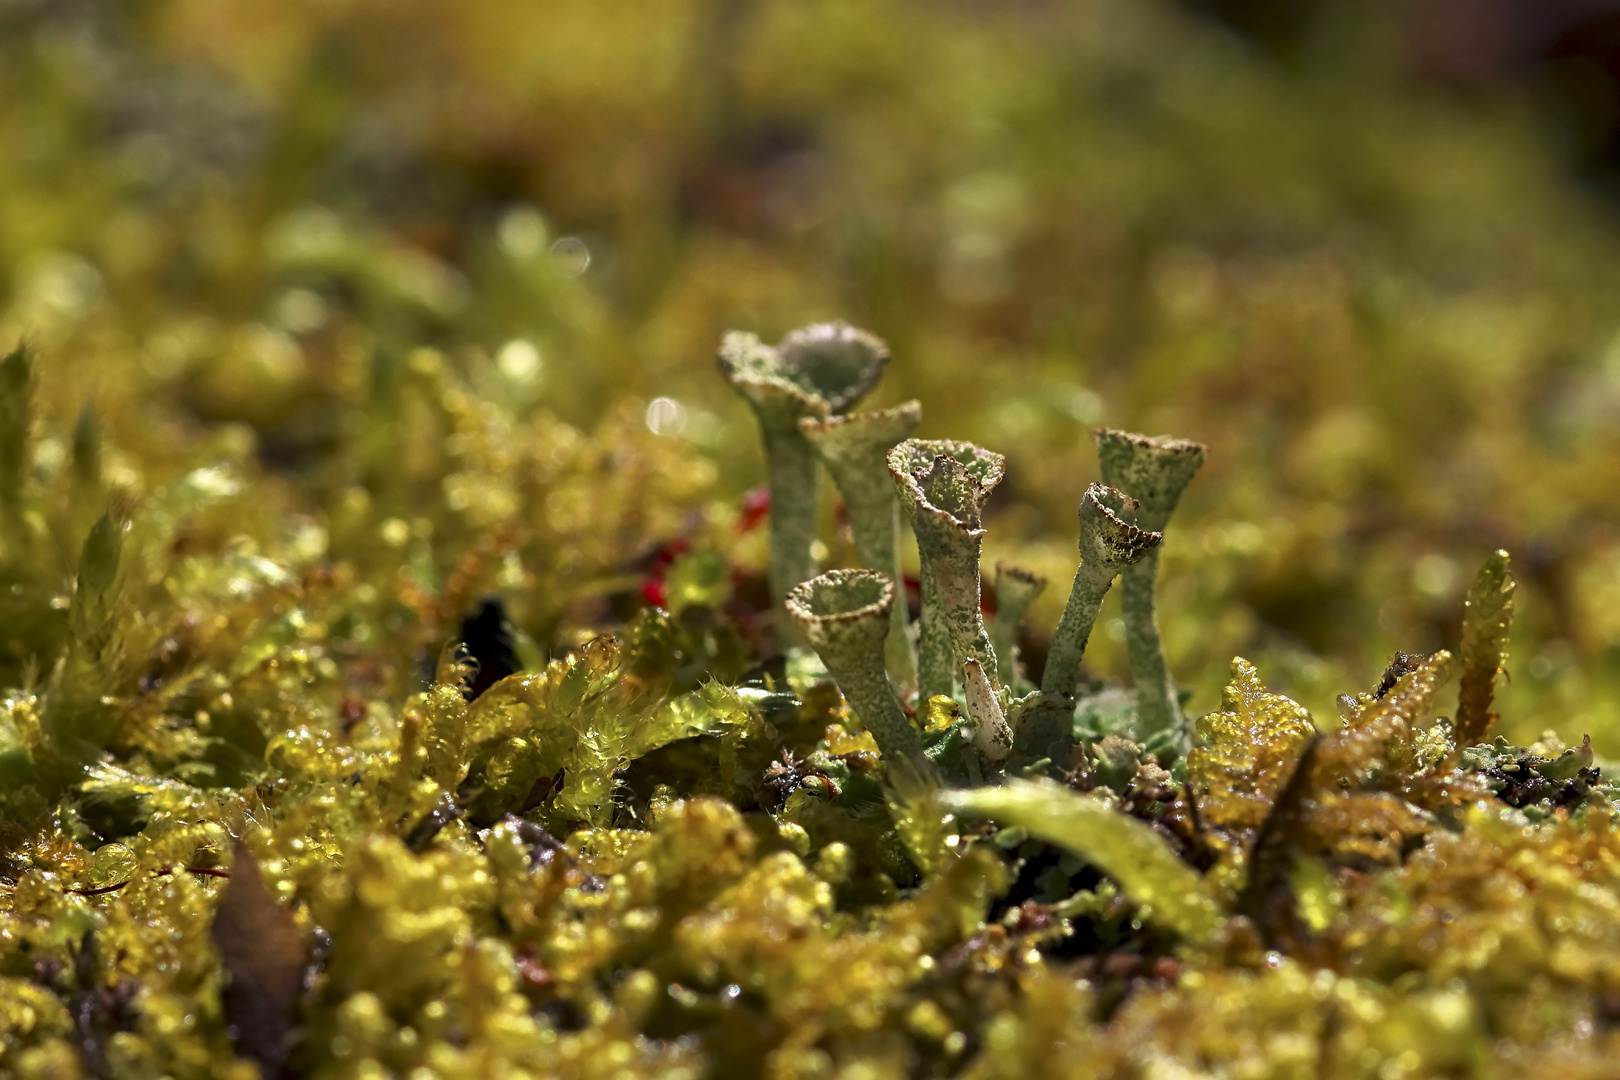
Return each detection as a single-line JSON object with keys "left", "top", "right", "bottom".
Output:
{"left": 718, "top": 323, "right": 888, "bottom": 636}
{"left": 783, "top": 569, "right": 926, "bottom": 771}
{"left": 1, "top": 342, "right": 1618, "bottom": 1078}
{"left": 25, "top": 317, "right": 1606, "bottom": 1079}
{"left": 1094, "top": 430, "right": 1206, "bottom": 760}
{"left": 800, "top": 401, "right": 922, "bottom": 688}
{"left": 1006, "top": 486, "right": 1159, "bottom": 771}
{"left": 888, "top": 440, "right": 1006, "bottom": 701}
{"left": 7, "top": 2, "right": 1620, "bottom": 1071}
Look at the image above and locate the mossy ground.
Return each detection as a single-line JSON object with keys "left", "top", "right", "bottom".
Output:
{"left": 4, "top": 1, "right": 1620, "bottom": 1077}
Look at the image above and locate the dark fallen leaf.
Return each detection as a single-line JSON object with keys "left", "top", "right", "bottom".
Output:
{"left": 1373, "top": 653, "right": 1425, "bottom": 700}
{"left": 405, "top": 791, "right": 463, "bottom": 851}
{"left": 458, "top": 597, "right": 521, "bottom": 701}
{"left": 1235, "top": 735, "right": 1318, "bottom": 953}
{"left": 53, "top": 933, "right": 141, "bottom": 1080}
{"left": 211, "top": 841, "right": 306, "bottom": 1077}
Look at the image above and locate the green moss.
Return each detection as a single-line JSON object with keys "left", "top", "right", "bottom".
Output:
{"left": 5, "top": 1, "right": 1620, "bottom": 1075}
{"left": 1, "top": 309, "right": 1616, "bottom": 1077}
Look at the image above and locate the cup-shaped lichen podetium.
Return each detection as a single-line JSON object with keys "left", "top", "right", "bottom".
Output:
{"left": 800, "top": 401, "right": 922, "bottom": 687}
{"left": 1095, "top": 429, "right": 1206, "bottom": 755}
{"left": 888, "top": 440, "right": 1006, "bottom": 700}
{"left": 719, "top": 323, "right": 889, "bottom": 632}
{"left": 1007, "top": 487, "right": 1160, "bottom": 770}
{"left": 1041, "top": 485, "right": 1163, "bottom": 698}
{"left": 784, "top": 569, "right": 926, "bottom": 770}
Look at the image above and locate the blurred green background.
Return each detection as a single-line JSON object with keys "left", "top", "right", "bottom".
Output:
{"left": 3, "top": 0, "right": 1619, "bottom": 748}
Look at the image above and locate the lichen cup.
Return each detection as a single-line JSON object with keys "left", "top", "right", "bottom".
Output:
{"left": 800, "top": 400, "right": 922, "bottom": 687}
{"left": 887, "top": 439, "right": 1005, "bottom": 701}
{"left": 784, "top": 569, "right": 926, "bottom": 771}
{"left": 1010, "top": 484, "right": 1162, "bottom": 769}
{"left": 1094, "top": 429, "right": 1205, "bottom": 757}
{"left": 719, "top": 323, "right": 889, "bottom": 639}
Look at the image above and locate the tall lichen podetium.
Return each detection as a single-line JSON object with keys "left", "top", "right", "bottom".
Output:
{"left": 784, "top": 569, "right": 929, "bottom": 775}
{"left": 1453, "top": 549, "right": 1515, "bottom": 750}
{"left": 887, "top": 440, "right": 1005, "bottom": 703}
{"left": 718, "top": 322, "right": 888, "bottom": 640}
{"left": 1010, "top": 485, "right": 1163, "bottom": 768}
{"left": 800, "top": 400, "right": 922, "bottom": 688}
{"left": 1094, "top": 428, "right": 1206, "bottom": 759}
{"left": 1042, "top": 486, "right": 1162, "bottom": 698}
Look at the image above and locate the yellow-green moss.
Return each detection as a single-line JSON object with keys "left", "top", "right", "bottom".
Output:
{"left": 6, "top": 1, "right": 1620, "bottom": 1076}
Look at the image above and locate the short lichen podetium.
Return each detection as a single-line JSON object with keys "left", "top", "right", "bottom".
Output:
{"left": 1094, "top": 428, "right": 1206, "bottom": 759}
{"left": 990, "top": 562, "right": 1046, "bottom": 689}
{"left": 888, "top": 440, "right": 1006, "bottom": 702}
{"left": 1012, "top": 486, "right": 1162, "bottom": 767}
{"left": 800, "top": 400, "right": 922, "bottom": 687}
{"left": 963, "top": 657, "right": 1012, "bottom": 767}
{"left": 784, "top": 569, "right": 927, "bottom": 773}
{"left": 719, "top": 323, "right": 889, "bottom": 636}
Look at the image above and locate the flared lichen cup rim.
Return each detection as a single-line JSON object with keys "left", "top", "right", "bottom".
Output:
{"left": 784, "top": 568, "right": 895, "bottom": 625}
{"left": 1088, "top": 483, "right": 1137, "bottom": 522}
{"left": 887, "top": 438, "right": 1005, "bottom": 489}
{"left": 1094, "top": 427, "right": 1207, "bottom": 527}
{"left": 798, "top": 400, "right": 922, "bottom": 460}
{"left": 1094, "top": 428, "right": 1207, "bottom": 467}
{"left": 995, "top": 561, "right": 1047, "bottom": 593}
{"left": 888, "top": 439, "right": 1005, "bottom": 530}
{"left": 717, "top": 331, "right": 830, "bottom": 422}
{"left": 719, "top": 322, "right": 888, "bottom": 420}
{"left": 1078, "top": 482, "right": 1163, "bottom": 571}
{"left": 778, "top": 322, "right": 890, "bottom": 414}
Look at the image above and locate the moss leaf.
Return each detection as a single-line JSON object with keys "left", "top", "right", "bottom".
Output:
{"left": 943, "top": 779, "right": 1223, "bottom": 942}
{"left": 1455, "top": 550, "right": 1515, "bottom": 747}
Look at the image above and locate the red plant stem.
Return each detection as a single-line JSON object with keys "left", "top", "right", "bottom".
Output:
{"left": 66, "top": 864, "right": 231, "bottom": 896}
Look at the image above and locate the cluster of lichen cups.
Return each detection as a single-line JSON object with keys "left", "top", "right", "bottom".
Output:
{"left": 721, "top": 321, "right": 1205, "bottom": 790}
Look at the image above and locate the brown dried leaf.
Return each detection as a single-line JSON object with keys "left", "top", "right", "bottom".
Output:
{"left": 211, "top": 841, "right": 305, "bottom": 1076}
{"left": 1234, "top": 736, "right": 1318, "bottom": 950}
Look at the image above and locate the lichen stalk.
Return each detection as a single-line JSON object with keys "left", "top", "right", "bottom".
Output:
{"left": 784, "top": 569, "right": 927, "bottom": 771}
{"left": 760, "top": 424, "right": 821, "bottom": 620}
{"left": 800, "top": 400, "right": 922, "bottom": 687}
{"left": 888, "top": 440, "right": 1005, "bottom": 699}
{"left": 1094, "top": 429, "right": 1206, "bottom": 757}
{"left": 718, "top": 323, "right": 888, "bottom": 638}
{"left": 916, "top": 558, "right": 950, "bottom": 700}
{"left": 1005, "top": 487, "right": 1160, "bottom": 769}
{"left": 1041, "top": 485, "right": 1162, "bottom": 698}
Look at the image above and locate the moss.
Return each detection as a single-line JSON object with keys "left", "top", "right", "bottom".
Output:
{"left": 1, "top": 309, "right": 1617, "bottom": 1079}
{"left": 6, "top": 2, "right": 1620, "bottom": 1074}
